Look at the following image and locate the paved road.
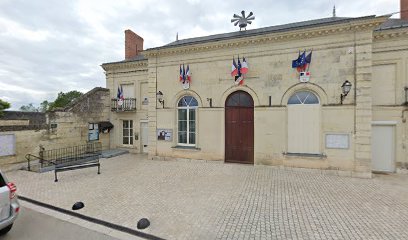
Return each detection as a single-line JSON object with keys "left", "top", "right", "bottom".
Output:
{"left": 8, "top": 154, "right": 408, "bottom": 239}
{"left": 2, "top": 207, "right": 118, "bottom": 240}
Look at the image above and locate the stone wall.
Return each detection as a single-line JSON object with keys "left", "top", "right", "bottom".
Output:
{"left": 0, "top": 88, "right": 111, "bottom": 170}
{"left": 47, "top": 87, "right": 111, "bottom": 150}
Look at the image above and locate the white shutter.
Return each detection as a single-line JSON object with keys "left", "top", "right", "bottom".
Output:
{"left": 288, "top": 105, "right": 320, "bottom": 154}
{"left": 121, "top": 84, "right": 134, "bottom": 98}
{"left": 372, "top": 64, "right": 396, "bottom": 105}
{"left": 372, "top": 125, "right": 395, "bottom": 172}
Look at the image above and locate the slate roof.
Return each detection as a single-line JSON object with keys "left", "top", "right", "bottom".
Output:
{"left": 149, "top": 16, "right": 377, "bottom": 50}
{"left": 0, "top": 111, "right": 46, "bottom": 125}
{"left": 376, "top": 18, "right": 408, "bottom": 31}
{"left": 103, "top": 15, "right": 408, "bottom": 65}
{"left": 101, "top": 54, "right": 147, "bottom": 66}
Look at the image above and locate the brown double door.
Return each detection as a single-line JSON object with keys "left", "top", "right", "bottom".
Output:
{"left": 225, "top": 91, "right": 254, "bottom": 164}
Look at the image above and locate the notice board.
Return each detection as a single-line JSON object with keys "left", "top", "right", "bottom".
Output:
{"left": 0, "top": 134, "right": 16, "bottom": 156}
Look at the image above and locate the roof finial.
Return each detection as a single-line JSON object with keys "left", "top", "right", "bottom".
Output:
{"left": 333, "top": 5, "right": 336, "bottom": 17}
{"left": 176, "top": 32, "right": 178, "bottom": 41}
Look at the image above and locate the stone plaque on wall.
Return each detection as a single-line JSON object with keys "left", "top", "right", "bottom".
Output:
{"left": 325, "top": 134, "right": 349, "bottom": 149}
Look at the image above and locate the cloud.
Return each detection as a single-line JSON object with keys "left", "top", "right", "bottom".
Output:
{"left": 0, "top": 0, "right": 400, "bottom": 110}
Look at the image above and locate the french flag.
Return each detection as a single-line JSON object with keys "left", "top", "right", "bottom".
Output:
{"left": 120, "top": 85, "right": 124, "bottom": 100}
{"left": 117, "top": 86, "right": 124, "bottom": 100}
{"left": 241, "top": 57, "right": 248, "bottom": 74}
{"left": 235, "top": 58, "right": 243, "bottom": 85}
{"left": 231, "top": 57, "right": 238, "bottom": 76}
{"left": 179, "top": 65, "right": 184, "bottom": 82}
{"left": 186, "top": 65, "right": 191, "bottom": 82}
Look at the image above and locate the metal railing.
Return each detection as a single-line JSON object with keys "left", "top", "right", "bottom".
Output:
{"left": 26, "top": 142, "right": 102, "bottom": 170}
{"left": 111, "top": 98, "right": 136, "bottom": 111}
{"left": 25, "top": 154, "right": 55, "bottom": 171}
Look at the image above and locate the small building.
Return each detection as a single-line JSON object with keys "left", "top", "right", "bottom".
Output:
{"left": 0, "top": 111, "right": 48, "bottom": 170}
{"left": 102, "top": 4, "right": 408, "bottom": 177}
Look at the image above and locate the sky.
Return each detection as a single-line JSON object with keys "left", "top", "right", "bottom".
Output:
{"left": 0, "top": 0, "right": 399, "bottom": 110}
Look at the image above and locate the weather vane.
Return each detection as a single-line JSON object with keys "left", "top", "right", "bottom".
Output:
{"left": 231, "top": 11, "right": 255, "bottom": 31}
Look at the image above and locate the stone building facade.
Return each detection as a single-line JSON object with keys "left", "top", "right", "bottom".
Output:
{"left": 102, "top": 8, "right": 408, "bottom": 177}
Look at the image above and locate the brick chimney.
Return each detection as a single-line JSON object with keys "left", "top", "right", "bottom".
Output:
{"left": 402, "top": 0, "right": 408, "bottom": 20}
{"left": 125, "top": 29, "right": 144, "bottom": 60}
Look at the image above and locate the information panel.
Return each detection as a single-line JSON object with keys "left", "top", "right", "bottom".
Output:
{"left": 0, "top": 134, "right": 16, "bottom": 156}
{"left": 325, "top": 134, "right": 349, "bottom": 149}
{"left": 157, "top": 129, "right": 172, "bottom": 141}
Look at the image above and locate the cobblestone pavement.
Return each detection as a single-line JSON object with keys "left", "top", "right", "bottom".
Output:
{"left": 7, "top": 154, "right": 408, "bottom": 240}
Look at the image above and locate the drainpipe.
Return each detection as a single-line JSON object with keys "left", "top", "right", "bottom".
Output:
{"left": 402, "top": 108, "right": 408, "bottom": 168}
{"left": 353, "top": 29, "right": 357, "bottom": 134}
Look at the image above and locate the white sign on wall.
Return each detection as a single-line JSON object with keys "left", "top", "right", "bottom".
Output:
{"left": 299, "top": 71, "right": 311, "bottom": 82}
{"left": 325, "top": 134, "right": 349, "bottom": 149}
{"left": 0, "top": 134, "right": 16, "bottom": 156}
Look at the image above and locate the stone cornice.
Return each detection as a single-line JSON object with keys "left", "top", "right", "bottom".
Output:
{"left": 144, "top": 16, "right": 388, "bottom": 58}
{"left": 374, "top": 27, "right": 408, "bottom": 41}
{"left": 101, "top": 59, "right": 148, "bottom": 72}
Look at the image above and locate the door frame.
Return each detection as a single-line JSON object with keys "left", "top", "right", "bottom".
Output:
{"left": 224, "top": 90, "right": 254, "bottom": 164}
{"left": 140, "top": 120, "right": 149, "bottom": 154}
{"left": 371, "top": 121, "right": 397, "bottom": 172}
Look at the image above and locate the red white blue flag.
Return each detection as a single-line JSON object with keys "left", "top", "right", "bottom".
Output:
{"left": 235, "top": 57, "right": 243, "bottom": 85}
{"left": 117, "top": 86, "right": 124, "bottom": 100}
{"left": 179, "top": 64, "right": 191, "bottom": 89}
{"left": 179, "top": 65, "right": 184, "bottom": 82}
{"left": 186, "top": 65, "right": 191, "bottom": 82}
{"left": 231, "top": 57, "right": 238, "bottom": 77}
{"left": 241, "top": 57, "right": 248, "bottom": 74}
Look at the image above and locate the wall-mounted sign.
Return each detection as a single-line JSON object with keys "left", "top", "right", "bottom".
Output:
{"left": 299, "top": 71, "right": 310, "bottom": 82}
{"left": 0, "top": 134, "right": 15, "bottom": 156}
{"left": 157, "top": 129, "right": 172, "bottom": 141}
{"left": 88, "top": 123, "right": 99, "bottom": 141}
{"left": 325, "top": 134, "right": 349, "bottom": 149}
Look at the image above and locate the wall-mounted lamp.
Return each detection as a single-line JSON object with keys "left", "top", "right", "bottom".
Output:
{"left": 404, "top": 87, "right": 408, "bottom": 105}
{"left": 206, "top": 98, "right": 212, "bottom": 108}
{"left": 156, "top": 91, "right": 164, "bottom": 108}
{"left": 340, "top": 80, "right": 352, "bottom": 105}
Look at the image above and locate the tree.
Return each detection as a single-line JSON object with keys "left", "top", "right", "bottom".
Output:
{"left": 48, "top": 91, "right": 83, "bottom": 110}
{"left": 0, "top": 99, "right": 10, "bottom": 117}
{"left": 19, "top": 103, "right": 39, "bottom": 112}
{"left": 39, "top": 100, "right": 50, "bottom": 112}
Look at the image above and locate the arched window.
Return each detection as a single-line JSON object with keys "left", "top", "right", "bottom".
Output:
{"left": 178, "top": 96, "right": 198, "bottom": 146}
{"left": 287, "top": 91, "right": 320, "bottom": 154}
{"left": 287, "top": 91, "right": 319, "bottom": 105}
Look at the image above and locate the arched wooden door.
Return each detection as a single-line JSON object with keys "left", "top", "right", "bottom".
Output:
{"left": 225, "top": 91, "right": 254, "bottom": 164}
